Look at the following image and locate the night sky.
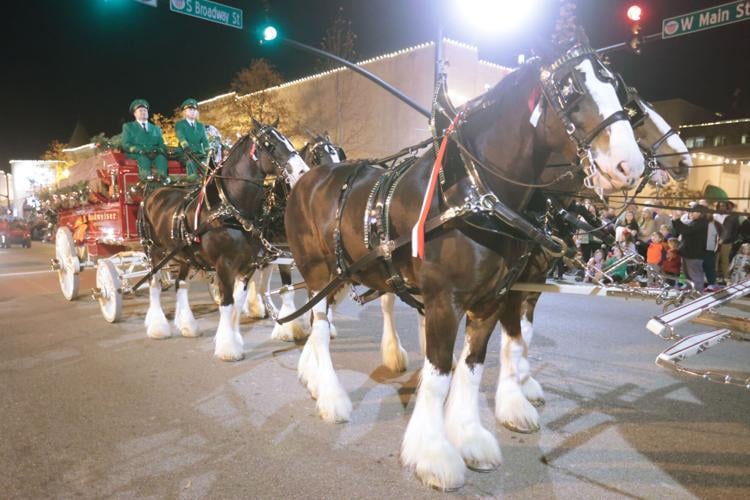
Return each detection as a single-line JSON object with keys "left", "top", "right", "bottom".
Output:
{"left": 1, "top": 0, "right": 748, "bottom": 172}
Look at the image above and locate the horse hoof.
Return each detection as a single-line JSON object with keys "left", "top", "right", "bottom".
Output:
{"left": 180, "top": 328, "right": 201, "bottom": 338}
{"left": 316, "top": 388, "right": 352, "bottom": 423}
{"left": 147, "top": 323, "right": 171, "bottom": 340}
{"left": 382, "top": 345, "right": 408, "bottom": 373}
{"left": 147, "top": 330, "right": 171, "bottom": 340}
{"left": 521, "top": 376, "right": 545, "bottom": 407}
{"left": 497, "top": 391, "right": 540, "bottom": 434}
{"left": 466, "top": 461, "right": 501, "bottom": 473}
{"left": 404, "top": 447, "right": 465, "bottom": 492}
{"left": 215, "top": 352, "right": 244, "bottom": 362}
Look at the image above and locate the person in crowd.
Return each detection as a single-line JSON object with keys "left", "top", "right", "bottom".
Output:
{"left": 658, "top": 224, "right": 672, "bottom": 241}
{"left": 716, "top": 200, "right": 739, "bottom": 284}
{"left": 121, "top": 99, "right": 168, "bottom": 181}
{"left": 637, "top": 207, "right": 657, "bottom": 258}
{"left": 175, "top": 98, "right": 211, "bottom": 182}
{"left": 620, "top": 229, "right": 638, "bottom": 255}
{"left": 646, "top": 231, "right": 667, "bottom": 286}
{"left": 729, "top": 242, "right": 750, "bottom": 284}
{"left": 672, "top": 204, "right": 708, "bottom": 292}
{"left": 662, "top": 237, "right": 682, "bottom": 285}
{"left": 703, "top": 206, "right": 723, "bottom": 290}
{"left": 584, "top": 248, "right": 605, "bottom": 283}
{"left": 603, "top": 245, "right": 629, "bottom": 283}
{"left": 652, "top": 203, "right": 673, "bottom": 234}
{"left": 616, "top": 211, "right": 639, "bottom": 244}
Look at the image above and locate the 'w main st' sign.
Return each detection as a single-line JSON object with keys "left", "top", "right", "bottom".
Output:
{"left": 662, "top": 0, "right": 750, "bottom": 39}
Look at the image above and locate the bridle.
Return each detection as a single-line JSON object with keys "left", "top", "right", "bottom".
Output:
{"left": 538, "top": 44, "right": 631, "bottom": 196}
{"left": 249, "top": 125, "right": 303, "bottom": 185}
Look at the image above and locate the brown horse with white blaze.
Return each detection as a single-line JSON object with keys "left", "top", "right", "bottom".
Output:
{"left": 284, "top": 31, "right": 645, "bottom": 490}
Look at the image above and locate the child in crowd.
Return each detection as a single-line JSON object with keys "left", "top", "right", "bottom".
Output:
{"left": 729, "top": 243, "right": 750, "bottom": 284}
{"left": 603, "top": 246, "right": 629, "bottom": 283}
{"left": 645, "top": 232, "right": 667, "bottom": 286}
{"left": 620, "top": 229, "right": 637, "bottom": 255}
{"left": 662, "top": 237, "right": 682, "bottom": 286}
{"left": 585, "top": 248, "right": 605, "bottom": 283}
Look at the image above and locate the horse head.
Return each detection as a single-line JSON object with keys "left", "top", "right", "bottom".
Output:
{"left": 250, "top": 118, "right": 309, "bottom": 186}
{"left": 615, "top": 82, "right": 691, "bottom": 185}
{"left": 300, "top": 129, "right": 345, "bottom": 167}
{"left": 532, "top": 29, "right": 645, "bottom": 194}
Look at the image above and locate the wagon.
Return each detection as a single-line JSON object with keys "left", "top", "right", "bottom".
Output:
{"left": 51, "top": 151, "right": 187, "bottom": 322}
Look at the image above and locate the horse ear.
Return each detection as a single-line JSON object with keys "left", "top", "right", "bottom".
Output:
{"left": 271, "top": 115, "right": 280, "bottom": 128}
{"left": 337, "top": 147, "right": 346, "bottom": 160}
{"left": 303, "top": 127, "right": 316, "bottom": 139}
{"left": 251, "top": 117, "right": 262, "bottom": 130}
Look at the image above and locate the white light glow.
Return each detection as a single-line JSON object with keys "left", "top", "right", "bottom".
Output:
{"left": 459, "top": 0, "right": 539, "bottom": 34}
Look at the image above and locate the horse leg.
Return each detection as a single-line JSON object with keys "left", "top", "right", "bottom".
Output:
{"left": 145, "top": 276, "right": 170, "bottom": 339}
{"left": 518, "top": 293, "right": 544, "bottom": 406}
{"left": 174, "top": 264, "right": 199, "bottom": 338}
{"left": 401, "top": 292, "right": 465, "bottom": 491}
{"left": 213, "top": 265, "right": 244, "bottom": 361}
{"left": 445, "top": 309, "right": 502, "bottom": 472}
{"left": 297, "top": 289, "right": 351, "bottom": 423}
{"left": 496, "top": 292, "right": 540, "bottom": 433}
{"left": 271, "top": 265, "right": 309, "bottom": 342}
{"left": 380, "top": 293, "right": 408, "bottom": 372}
{"left": 244, "top": 266, "right": 269, "bottom": 319}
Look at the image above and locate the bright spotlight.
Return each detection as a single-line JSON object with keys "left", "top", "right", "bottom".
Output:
{"left": 459, "top": 0, "right": 539, "bottom": 34}
{"left": 627, "top": 5, "right": 642, "bottom": 22}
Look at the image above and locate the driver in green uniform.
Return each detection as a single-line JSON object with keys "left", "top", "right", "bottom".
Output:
{"left": 121, "top": 99, "right": 169, "bottom": 181}
{"left": 175, "top": 98, "right": 210, "bottom": 181}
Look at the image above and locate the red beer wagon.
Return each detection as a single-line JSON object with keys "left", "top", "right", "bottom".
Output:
{"left": 51, "top": 151, "right": 186, "bottom": 322}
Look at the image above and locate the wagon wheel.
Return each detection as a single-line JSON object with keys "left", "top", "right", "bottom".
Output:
{"left": 55, "top": 227, "right": 80, "bottom": 301}
{"left": 207, "top": 273, "right": 222, "bottom": 305}
{"left": 96, "top": 259, "right": 123, "bottom": 323}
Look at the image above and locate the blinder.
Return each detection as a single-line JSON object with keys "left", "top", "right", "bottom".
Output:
{"left": 250, "top": 125, "right": 300, "bottom": 183}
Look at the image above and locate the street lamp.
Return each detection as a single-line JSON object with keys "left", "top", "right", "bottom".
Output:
{"left": 458, "top": 0, "right": 540, "bottom": 35}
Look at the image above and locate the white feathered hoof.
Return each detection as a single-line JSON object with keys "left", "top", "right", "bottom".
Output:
{"left": 245, "top": 294, "right": 267, "bottom": 319}
{"left": 271, "top": 319, "right": 308, "bottom": 342}
{"left": 328, "top": 322, "right": 338, "bottom": 339}
{"left": 297, "top": 340, "right": 319, "bottom": 399}
{"left": 401, "top": 439, "right": 466, "bottom": 492}
{"left": 496, "top": 386, "right": 540, "bottom": 433}
{"left": 382, "top": 341, "right": 409, "bottom": 373}
{"left": 175, "top": 312, "right": 200, "bottom": 338}
{"left": 454, "top": 425, "right": 502, "bottom": 472}
{"left": 521, "top": 376, "right": 545, "bottom": 407}
{"left": 316, "top": 385, "right": 352, "bottom": 423}
{"left": 145, "top": 311, "right": 171, "bottom": 340}
{"left": 214, "top": 344, "right": 245, "bottom": 362}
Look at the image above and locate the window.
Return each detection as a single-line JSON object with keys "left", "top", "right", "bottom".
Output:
{"left": 742, "top": 134, "right": 749, "bottom": 145}
{"left": 713, "top": 135, "right": 727, "bottom": 147}
{"left": 694, "top": 136, "right": 706, "bottom": 148}
{"left": 685, "top": 137, "right": 694, "bottom": 148}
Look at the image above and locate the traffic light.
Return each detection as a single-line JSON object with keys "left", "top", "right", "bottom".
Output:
{"left": 260, "top": 25, "right": 278, "bottom": 43}
{"left": 626, "top": 4, "right": 644, "bottom": 54}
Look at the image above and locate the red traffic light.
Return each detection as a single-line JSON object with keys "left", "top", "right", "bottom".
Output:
{"left": 627, "top": 5, "right": 642, "bottom": 22}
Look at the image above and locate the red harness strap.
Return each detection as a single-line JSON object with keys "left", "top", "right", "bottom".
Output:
{"left": 528, "top": 85, "right": 542, "bottom": 113}
{"left": 411, "top": 113, "right": 460, "bottom": 259}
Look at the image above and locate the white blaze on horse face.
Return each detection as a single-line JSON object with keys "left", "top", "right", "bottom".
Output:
{"left": 576, "top": 58, "right": 644, "bottom": 191}
{"left": 286, "top": 154, "right": 310, "bottom": 186}
{"left": 325, "top": 144, "right": 340, "bottom": 164}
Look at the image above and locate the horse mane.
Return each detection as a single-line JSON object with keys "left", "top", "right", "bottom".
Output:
{"left": 224, "top": 134, "right": 251, "bottom": 166}
{"left": 462, "top": 61, "right": 540, "bottom": 116}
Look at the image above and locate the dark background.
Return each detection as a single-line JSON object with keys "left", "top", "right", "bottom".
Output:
{"left": 1, "top": 0, "right": 748, "bottom": 171}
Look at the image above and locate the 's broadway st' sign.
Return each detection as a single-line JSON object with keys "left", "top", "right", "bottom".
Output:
{"left": 169, "top": 0, "right": 242, "bottom": 30}
{"left": 662, "top": 0, "right": 750, "bottom": 39}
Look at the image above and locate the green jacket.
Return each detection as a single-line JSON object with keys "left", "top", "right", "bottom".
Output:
{"left": 175, "top": 119, "right": 210, "bottom": 154}
{"left": 121, "top": 121, "right": 166, "bottom": 155}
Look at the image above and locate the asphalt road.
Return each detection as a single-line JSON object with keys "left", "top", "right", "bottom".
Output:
{"left": 1, "top": 243, "right": 749, "bottom": 499}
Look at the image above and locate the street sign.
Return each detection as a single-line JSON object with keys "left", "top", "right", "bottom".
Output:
{"left": 133, "top": 0, "right": 158, "bottom": 7}
{"left": 662, "top": 0, "right": 750, "bottom": 39}
{"left": 169, "top": 0, "right": 242, "bottom": 30}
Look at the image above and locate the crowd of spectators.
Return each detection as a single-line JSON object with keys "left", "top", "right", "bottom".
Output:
{"left": 558, "top": 198, "right": 750, "bottom": 293}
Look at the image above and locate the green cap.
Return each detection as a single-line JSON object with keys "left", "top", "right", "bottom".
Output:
{"left": 129, "top": 99, "right": 150, "bottom": 114}
{"left": 181, "top": 98, "right": 198, "bottom": 110}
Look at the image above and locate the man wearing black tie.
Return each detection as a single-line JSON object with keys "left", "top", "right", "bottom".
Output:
{"left": 121, "top": 99, "right": 168, "bottom": 180}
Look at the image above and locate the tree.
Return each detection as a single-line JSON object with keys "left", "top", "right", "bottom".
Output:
{"left": 152, "top": 111, "right": 178, "bottom": 147}
{"left": 201, "top": 59, "right": 293, "bottom": 141}
{"left": 41, "top": 140, "right": 69, "bottom": 162}
{"left": 317, "top": 7, "right": 357, "bottom": 71}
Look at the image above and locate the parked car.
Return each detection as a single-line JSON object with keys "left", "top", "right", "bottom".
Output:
{"left": 0, "top": 220, "right": 32, "bottom": 248}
